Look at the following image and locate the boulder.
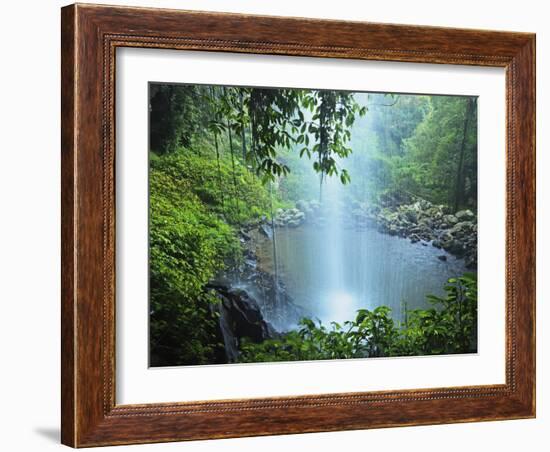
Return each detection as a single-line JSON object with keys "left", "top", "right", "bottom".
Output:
{"left": 419, "top": 217, "right": 433, "bottom": 229}
{"left": 360, "top": 197, "right": 477, "bottom": 263}
{"left": 293, "top": 211, "right": 305, "bottom": 221}
{"left": 456, "top": 209, "right": 475, "bottom": 221}
{"left": 309, "top": 200, "right": 321, "bottom": 211}
{"left": 443, "top": 240, "right": 466, "bottom": 257}
{"left": 403, "top": 209, "right": 418, "bottom": 224}
{"left": 296, "top": 200, "right": 308, "bottom": 211}
{"left": 465, "top": 254, "right": 478, "bottom": 269}
{"left": 217, "top": 287, "right": 275, "bottom": 344}
{"left": 259, "top": 223, "right": 273, "bottom": 239}
{"left": 239, "top": 229, "right": 251, "bottom": 241}
{"left": 451, "top": 221, "right": 473, "bottom": 233}
{"left": 443, "top": 214, "right": 458, "bottom": 225}
{"left": 410, "top": 234, "right": 421, "bottom": 244}
{"left": 416, "top": 199, "right": 431, "bottom": 210}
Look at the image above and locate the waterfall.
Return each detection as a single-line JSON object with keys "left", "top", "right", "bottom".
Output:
{"left": 318, "top": 171, "right": 356, "bottom": 324}
{"left": 269, "top": 181, "right": 280, "bottom": 307}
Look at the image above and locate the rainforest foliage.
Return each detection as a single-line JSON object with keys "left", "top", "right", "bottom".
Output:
{"left": 239, "top": 274, "right": 477, "bottom": 362}
{"left": 148, "top": 83, "right": 478, "bottom": 366}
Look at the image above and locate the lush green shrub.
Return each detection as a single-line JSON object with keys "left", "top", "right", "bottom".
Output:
{"left": 394, "top": 273, "right": 477, "bottom": 355}
{"left": 238, "top": 274, "right": 477, "bottom": 363}
{"left": 149, "top": 161, "right": 228, "bottom": 365}
{"left": 149, "top": 145, "right": 275, "bottom": 366}
{"left": 152, "top": 148, "right": 271, "bottom": 225}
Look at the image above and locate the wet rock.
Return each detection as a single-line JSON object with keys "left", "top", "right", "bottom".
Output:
{"left": 450, "top": 221, "right": 473, "bottom": 234}
{"left": 244, "top": 258, "right": 257, "bottom": 269}
{"left": 437, "top": 255, "right": 447, "bottom": 261}
{"left": 440, "top": 231, "right": 454, "bottom": 242}
{"left": 418, "top": 200, "right": 431, "bottom": 210}
{"left": 294, "top": 211, "right": 305, "bottom": 221}
{"left": 211, "top": 285, "right": 276, "bottom": 363}
{"left": 429, "top": 207, "right": 444, "bottom": 220}
{"left": 388, "top": 225, "right": 398, "bottom": 236}
{"left": 465, "top": 254, "right": 477, "bottom": 269}
{"left": 444, "top": 240, "right": 466, "bottom": 257}
{"left": 259, "top": 223, "right": 273, "bottom": 239}
{"left": 443, "top": 214, "right": 458, "bottom": 225}
{"left": 303, "top": 207, "right": 313, "bottom": 219}
{"left": 309, "top": 199, "right": 321, "bottom": 210}
{"left": 419, "top": 217, "right": 433, "bottom": 229}
{"left": 274, "top": 205, "right": 309, "bottom": 228}
{"left": 403, "top": 209, "right": 418, "bottom": 224}
{"left": 240, "top": 229, "right": 251, "bottom": 241}
{"left": 215, "top": 305, "right": 239, "bottom": 363}
{"left": 296, "top": 199, "right": 308, "bottom": 211}
{"left": 209, "top": 274, "right": 232, "bottom": 288}
{"left": 456, "top": 209, "right": 475, "bottom": 221}
{"left": 347, "top": 194, "right": 477, "bottom": 267}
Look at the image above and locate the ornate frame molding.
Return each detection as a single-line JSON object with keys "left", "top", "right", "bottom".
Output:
{"left": 62, "top": 4, "right": 535, "bottom": 447}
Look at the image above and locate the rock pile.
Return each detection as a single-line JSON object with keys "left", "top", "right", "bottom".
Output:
{"left": 273, "top": 199, "right": 321, "bottom": 227}
{"left": 263, "top": 195, "right": 477, "bottom": 269}
{"left": 356, "top": 199, "right": 477, "bottom": 269}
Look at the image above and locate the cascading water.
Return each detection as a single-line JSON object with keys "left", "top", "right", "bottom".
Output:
{"left": 253, "top": 164, "right": 468, "bottom": 330}
{"left": 269, "top": 181, "right": 280, "bottom": 306}
{"left": 248, "top": 94, "right": 469, "bottom": 331}
{"left": 318, "top": 169, "right": 356, "bottom": 324}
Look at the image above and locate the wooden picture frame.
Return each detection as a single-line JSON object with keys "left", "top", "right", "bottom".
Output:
{"left": 61, "top": 3, "right": 535, "bottom": 447}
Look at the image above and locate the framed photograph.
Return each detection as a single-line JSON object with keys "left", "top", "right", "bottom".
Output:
{"left": 61, "top": 3, "right": 536, "bottom": 447}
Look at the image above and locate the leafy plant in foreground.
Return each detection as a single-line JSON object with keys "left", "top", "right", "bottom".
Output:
{"left": 238, "top": 273, "right": 477, "bottom": 363}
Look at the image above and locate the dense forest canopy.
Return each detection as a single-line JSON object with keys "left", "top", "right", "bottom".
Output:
{"left": 150, "top": 84, "right": 477, "bottom": 207}
{"left": 148, "top": 83, "right": 478, "bottom": 366}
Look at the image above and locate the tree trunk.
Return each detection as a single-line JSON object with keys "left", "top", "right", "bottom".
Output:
{"left": 239, "top": 91, "right": 247, "bottom": 161}
{"left": 453, "top": 98, "right": 475, "bottom": 212}
{"left": 226, "top": 117, "right": 239, "bottom": 217}
{"left": 318, "top": 92, "right": 328, "bottom": 203}
{"left": 210, "top": 87, "right": 225, "bottom": 210}
{"left": 249, "top": 122, "right": 256, "bottom": 174}
{"left": 223, "top": 87, "right": 239, "bottom": 218}
{"left": 213, "top": 131, "right": 224, "bottom": 210}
